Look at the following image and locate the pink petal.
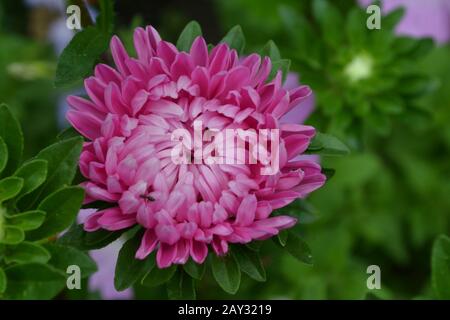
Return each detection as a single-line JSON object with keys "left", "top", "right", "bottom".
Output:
{"left": 110, "top": 36, "right": 130, "bottom": 75}
{"left": 190, "top": 36, "right": 208, "bottom": 67}
{"left": 190, "top": 240, "right": 208, "bottom": 264}
{"left": 157, "top": 243, "right": 178, "bottom": 268}
{"left": 136, "top": 229, "right": 158, "bottom": 259}
{"left": 234, "top": 194, "right": 257, "bottom": 226}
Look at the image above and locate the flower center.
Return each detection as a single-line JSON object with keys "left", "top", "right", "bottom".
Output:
{"left": 344, "top": 53, "right": 374, "bottom": 83}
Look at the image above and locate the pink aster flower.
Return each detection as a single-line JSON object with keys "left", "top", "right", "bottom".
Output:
{"left": 67, "top": 26, "right": 326, "bottom": 268}
{"left": 280, "top": 73, "right": 315, "bottom": 125}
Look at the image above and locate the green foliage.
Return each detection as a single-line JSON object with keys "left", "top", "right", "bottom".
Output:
{"left": 27, "top": 186, "right": 85, "bottom": 241}
{"left": 141, "top": 264, "right": 177, "bottom": 288}
{"left": 312, "top": 0, "right": 344, "bottom": 47}
{"left": 5, "top": 210, "right": 46, "bottom": 231}
{"left": 0, "top": 104, "right": 23, "bottom": 175}
{"left": 58, "top": 223, "right": 129, "bottom": 250}
{"left": 18, "top": 137, "right": 83, "bottom": 210}
{"left": 0, "top": 268, "right": 6, "bottom": 294}
{"left": 114, "top": 230, "right": 155, "bottom": 291}
{"left": 211, "top": 253, "right": 241, "bottom": 294}
{"left": 97, "top": 0, "right": 115, "bottom": 35}
{"left": 259, "top": 40, "right": 290, "bottom": 82}
{"left": 269, "top": 59, "right": 290, "bottom": 82}
{"left": 183, "top": 259, "right": 206, "bottom": 280}
{"left": 44, "top": 244, "right": 97, "bottom": 280}
{"left": 221, "top": 25, "right": 246, "bottom": 55}
{"left": 275, "top": 0, "right": 434, "bottom": 140}
{"left": 213, "top": 0, "right": 450, "bottom": 299}
{"left": 307, "top": 132, "right": 350, "bottom": 156}
{"left": 0, "top": 137, "right": 7, "bottom": 175}
{"left": 4, "top": 242, "right": 50, "bottom": 264}
{"left": 0, "top": 177, "right": 23, "bottom": 203}
{"left": 232, "top": 246, "right": 266, "bottom": 282}
{"left": 284, "top": 231, "right": 314, "bottom": 265}
{"left": 176, "top": 21, "right": 202, "bottom": 52}
{"left": 431, "top": 235, "right": 450, "bottom": 299}
{"left": 13, "top": 159, "right": 48, "bottom": 200}
{"left": 167, "top": 269, "right": 196, "bottom": 299}
{"left": 0, "top": 226, "right": 24, "bottom": 245}
{"left": 55, "top": 0, "right": 115, "bottom": 87}
{"left": 55, "top": 27, "right": 110, "bottom": 87}
{"left": 261, "top": 40, "right": 281, "bottom": 61}
{"left": 0, "top": 104, "right": 86, "bottom": 299}
{"left": 3, "top": 263, "right": 66, "bottom": 299}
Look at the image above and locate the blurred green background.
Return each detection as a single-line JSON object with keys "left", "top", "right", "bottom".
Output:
{"left": 0, "top": 0, "right": 449, "bottom": 299}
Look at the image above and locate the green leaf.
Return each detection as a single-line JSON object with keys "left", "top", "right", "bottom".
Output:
{"left": 27, "top": 186, "right": 85, "bottom": 240}
{"left": 431, "top": 235, "right": 450, "bottom": 299}
{"left": 57, "top": 127, "right": 81, "bottom": 141}
{"left": 0, "top": 177, "right": 23, "bottom": 203}
{"left": 44, "top": 243, "right": 97, "bottom": 279}
{"left": 55, "top": 27, "right": 110, "bottom": 87}
{"left": 221, "top": 25, "right": 245, "bottom": 55}
{"left": 307, "top": 132, "right": 350, "bottom": 156}
{"left": 57, "top": 223, "right": 118, "bottom": 250}
{"left": 382, "top": 7, "right": 405, "bottom": 31}
{"left": 211, "top": 254, "right": 241, "bottom": 294}
{"left": 96, "top": 0, "right": 114, "bottom": 35}
{"left": 4, "top": 263, "right": 66, "bottom": 299}
{"left": 275, "top": 200, "right": 319, "bottom": 224}
{"left": 278, "top": 230, "right": 288, "bottom": 246}
{"left": 4, "top": 242, "right": 50, "bottom": 264}
{"left": 0, "top": 104, "right": 23, "bottom": 175}
{"left": 5, "top": 210, "right": 46, "bottom": 231}
{"left": 261, "top": 40, "right": 281, "bottom": 61}
{"left": 393, "top": 37, "right": 434, "bottom": 59}
{"left": 0, "top": 136, "right": 7, "bottom": 175}
{"left": 176, "top": 21, "right": 202, "bottom": 52}
{"left": 141, "top": 264, "right": 177, "bottom": 287}
{"left": 246, "top": 241, "right": 263, "bottom": 252}
{"left": 0, "top": 267, "right": 6, "bottom": 294}
{"left": 374, "top": 96, "right": 404, "bottom": 115}
{"left": 279, "top": 6, "right": 320, "bottom": 68}
{"left": 268, "top": 59, "right": 290, "bottom": 82}
{"left": 322, "top": 168, "right": 336, "bottom": 180}
{"left": 408, "top": 38, "right": 434, "bottom": 59}
{"left": 367, "top": 112, "right": 391, "bottom": 136}
{"left": 58, "top": 223, "right": 128, "bottom": 250}
{"left": 167, "top": 270, "right": 196, "bottom": 300}
{"left": 295, "top": 200, "right": 319, "bottom": 224}
{"left": 0, "top": 226, "right": 25, "bottom": 245}
{"left": 13, "top": 159, "right": 48, "bottom": 200}
{"left": 18, "top": 137, "right": 83, "bottom": 210}
{"left": 318, "top": 90, "right": 344, "bottom": 116}
{"left": 232, "top": 246, "right": 266, "bottom": 282}
{"left": 183, "top": 259, "right": 206, "bottom": 280}
{"left": 346, "top": 7, "right": 367, "bottom": 48}
{"left": 398, "top": 75, "right": 433, "bottom": 96}
{"left": 284, "top": 231, "right": 313, "bottom": 265}
{"left": 115, "top": 231, "right": 155, "bottom": 291}
{"left": 312, "top": 0, "right": 344, "bottom": 47}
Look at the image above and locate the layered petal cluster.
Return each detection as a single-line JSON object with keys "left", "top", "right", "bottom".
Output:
{"left": 68, "top": 26, "right": 326, "bottom": 268}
